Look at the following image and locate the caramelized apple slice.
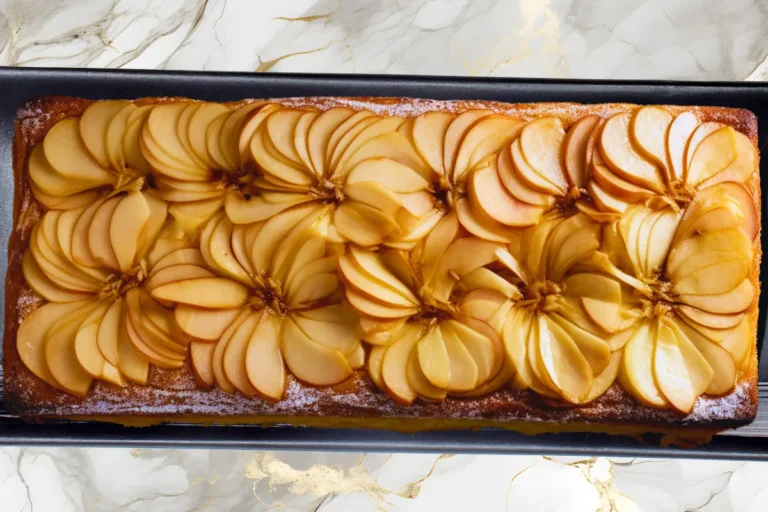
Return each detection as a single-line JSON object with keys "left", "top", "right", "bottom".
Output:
{"left": 563, "top": 114, "right": 600, "bottom": 188}
{"left": 150, "top": 277, "right": 250, "bottom": 309}
{"left": 44, "top": 118, "right": 115, "bottom": 186}
{"left": 452, "top": 114, "right": 523, "bottom": 182}
{"left": 80, "top": 100, "right": 132, "bottom": 168}
{"left": 190, "top": 341, "right": 216, "bottom": 390}
{"left": 686, "top": 126, "right": 738, "bottom": 186}
{"left": 412, "top": 111, "right": 454, "bottom": 175}
{"left": 467, "top": 163, "right": 545, "bottom": 227}
{"left": 619, "top": 322, "right": 668, "bottom": 407}
{"left": 281, "top": 316, "right": 352, "bottom": 386}
{"left": 630, "top": 106, "right": 673, "bottom": 173}
{"left": 666, "top": 111, "right": 699, "bottom": 181}
{"left": 654, "top": 320, "right": 713, "bottom": 413}
{"left": 600, "top": 112, "right": 664, "bottom": 193}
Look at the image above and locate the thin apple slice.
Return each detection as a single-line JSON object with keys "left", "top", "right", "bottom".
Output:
{"left": 31, "top": 183, "right": 102, "bottom": 211}
{"left": 174, "top": 306, "right": 240, "bottom": 341}
{"left": 413, "top": 111, "right": 454, "bottom": 175}
{"left": 686, "top": 126, "right": 738, "bottom": 186}
{"left": 266, "top": 108, "right": 305, "bottom": 165}
{"left": 169, "top": 197, "right": 224, "bottom": 233}
{"left": 443, "top": 109, "right": 490, "bottom": 179}
{"left": 116, "top": 318, "right": 150, "bottom": 385}
{"left": 17, "top": 300, "right": 88, "bottom": 390}
{"left": 563, "top": 114, "right": 600, "bottom": 188}
{"left": 205, "top": 214, "right": 253, "bottom": 285}
{"left": 306, "top": 107, "right": 356, "bottom": 176}
{"left": 243, "top": 312, "right": 286, "bottom": 401}
{"left": 106, "top": 101, "right": 139, "bottom": 176}
{"left": 150, "top": 247, "right": 206, "bottom": 276}
{"left": 122, "top": 105, "right": 153, "bottom": 174}
{"left": 144, "top": 264, "right": 215, "bottom": 292}
{"left": 150, "top": 277, "right": 250, "bottom": 309}
{"left": 346, "top": 157, "right": 430, "bottom": 193}
{"left": 344, "top": 285, "right": 417, "bottom": 319}
{"left": 548, "top": 314, "right": 611, "bottom": 376}
{"left": 698, "top": 131, "right": 756, "bottom": 189}
{"left": 177, "top": 103, "right": 209, "bottom": 169}
{"left": 587, "top": 180, "right": 630, "bottom": 213}
{"left": 212, "top": 308, "right": 251, "bottom": 393}
{"left": 407, "top": 348, "right": 447, "bottom": 401}
{"left": 679, "top": 278, "right": 754, "bottom": 314}
{"left": 458, "top": 289, "right": 507, "bottom": 323}
{"left": 600, "top": 112, "right": 664, "bottom": 193}
{"left": 281, "top": 316, "right": 352, "bottom": 385}
{"left": 222, "top": 311, "right": 260, "bottom": 395}
{"left": 293, "top": 110, "right": 320, "bottom": 171}
{"left": 333, "top": 202, "right": 399, "bottom": 247}
{"left": 110, "top": 191, "right": 151, "bottom": 272}
{"left": 630, "top": 106, "right": 673, "bottom": 174}
{"left": 188, "top": 102, "right": 230, "bottom": 168}
{"left": 416, "top": 326, "right": 450, "bottom": 389}
{"left": 29, "top": 145, "right": 100, "bottom": 197}
{"left": 325, "top": 110, "right": 375, "bottom": 166}
{"left": 190, "top": 341, "right": 216, "bottom": 390}
{"left": 439, "top": 322, "right": 479, "bottom": 392}
{"left": 684, "top": 122, "right": 725, "bottom": 176}
{"left": 455, "top": 197, "right": 520, "bottom": 243}
{"left": 95, "top": 297, "right": 123, "bottom": 367}
{"left": 519, "top": 117, "right": 569, "bottom": 194}
{"left": 46, "top": 303, "right": 102, "bottom": 396}
{"left": 458, "top": 267, "right": 520, "bottom": 299}
{"left": 467, "top": 164, "right": 544, "bottom": 227}
{"left": 452, "top": 114, "right": 523, "bottom": 182}
{"left": 381, "top": 324, "right": 424, "bottom": 405}
{"left": 22, "top": 252, "right": 90, "bottom": 303}
{"left": 502, "top": 309, "right": 533, "bottom": 388}
{"left": 251, "top": 126, "right": 315, "bottom": 186}
{"left": 669, "top": 319, "right": 736, "bottom": 395}
{"left": 146, "top": 102, "right": 202, "bottom": 169}
{"left": 666, "top": 111, "right": 699, "bottom": 181}
{"left": 238, "top": 104, "right": 280, "bottom": 166}
{"left": 85, "top": 196, "right": 121, "bottom": 270}
{"left": 537, "top": 315, "right": 592, "bottom": 403}
{"left": 509, "top": 139, "right": 562, "bottom": 195}
{"left": 44, "top": 118, "right": 115, "bottom": 186}
{"left": 427, "top": 236, "right": 503, "bottom": 303}
{"left": 80, "top": 100, "right": 133, "bottom": 168}
{"left": 618, "top": 322, "right": 668, "bottom": 407}
{"left": 291, "top": 306, "right": 361, "bottom": 355}
{"left": 219, "top": 103, "right": 261, "bottom": 171}
{"left": 335, "top": 116, "right": 406, "bottom": 175}
{"left": 677, "top": 305, "right": 744, "bottom": 330}
{"left": 654, "top": 320, "right": 713, "bottom": 413}
{"left": 591, "top": 160, "right": 655, "bottom": 202}
{"left": 643, "top": 209, "right": 680, "bottom": 277}
{"left": 710, "top": 182, "right": 758, "bottom": 241}
{"left": 496, "top": 147, "right": 555, "bottom": 207}
{"left": 344, "top": 247, "right": 419, "bottom": 304}
{"left": 74, "top": 305, "right": 110, "bottom": 379}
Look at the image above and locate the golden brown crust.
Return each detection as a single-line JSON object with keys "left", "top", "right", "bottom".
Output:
{"left": 4, "top": 96, "right": 760, "bottom": 438}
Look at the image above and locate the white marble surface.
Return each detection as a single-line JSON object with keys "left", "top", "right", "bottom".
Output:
{"left": 3, "top": 0, "right": 768, "bottom": 510}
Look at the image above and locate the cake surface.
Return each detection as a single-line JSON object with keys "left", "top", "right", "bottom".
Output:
{"left": 3, "top": 95, "right": 761, "bottom": 441}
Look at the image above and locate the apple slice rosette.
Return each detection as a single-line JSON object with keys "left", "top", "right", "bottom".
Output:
{"left": 141, "top": 102, "right": 288, "bottom": 235}
{"left": 15, "top": 190, "right": 194, "bottom": 395}
{"left": 29, "top": 100, "right": 162, "bottom": 209}
{"left": 339, "top": 212, "right": 529, "bottom": 404}
{"left": 149, "top": 203, "right": 364, "bottom": 400}
{"left": 460, "top": 210, "right": 622, "bottom": 405}
{"left": 225, "top": 105, "right": 441, "bottom": 249}
{"left": 585, "top": 197, "right": 756, "bottom": 413}
{"left": 588, "top": 106, "right": 757, "bottom": 224}
{"left": 410, "top": 111, "right": 602, "bottom": 241}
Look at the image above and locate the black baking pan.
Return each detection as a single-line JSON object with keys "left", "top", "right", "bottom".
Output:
{"left": 1, "top": 67, "right": 767, "bottom": 459}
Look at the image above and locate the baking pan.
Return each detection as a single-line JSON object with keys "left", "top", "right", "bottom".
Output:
{"left": 1, "top": 67, "right": 767, "bottom": 459}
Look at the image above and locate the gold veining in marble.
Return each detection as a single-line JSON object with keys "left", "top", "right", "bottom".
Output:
{"left": 245, "top": 452, "right": 453, "bottom": 511}
{"left": 275, "top": 3, "right": 341, "bottom": 24}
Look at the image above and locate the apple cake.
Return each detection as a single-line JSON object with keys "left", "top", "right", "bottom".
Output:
{"left": 3, "top": 95, "right": 761, "bottom": 441}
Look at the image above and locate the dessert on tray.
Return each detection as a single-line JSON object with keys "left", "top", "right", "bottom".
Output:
{"left": 4, "top": 96, "right": 760, "bottom": 441}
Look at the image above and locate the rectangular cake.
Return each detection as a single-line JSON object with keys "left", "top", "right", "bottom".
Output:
{"left": 3, "top": 95, "right": 761, "bottom": 444}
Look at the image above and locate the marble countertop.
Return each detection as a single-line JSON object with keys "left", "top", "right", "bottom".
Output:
{"left": 3, "top": 0, "right": 768, "bottom": 510}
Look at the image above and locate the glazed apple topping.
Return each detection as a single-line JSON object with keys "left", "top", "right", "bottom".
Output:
{"left": 16, "top": 99, "right": 758, "bottom": 414}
